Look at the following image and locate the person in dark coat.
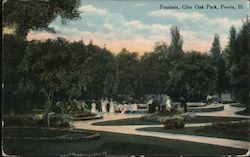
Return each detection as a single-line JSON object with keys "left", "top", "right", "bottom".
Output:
{"left": 180, "top": 97, "right": 187, "bottom": 113}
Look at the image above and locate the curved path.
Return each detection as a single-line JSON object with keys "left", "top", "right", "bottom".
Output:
{"left": 196, "top": 104, "right": 250, "bottom": 118}
{"left": 74, "top": 104, "right": 250, "bottom": 153}
{"left": 73, "top": 113, "right": 250, "bottom": 150}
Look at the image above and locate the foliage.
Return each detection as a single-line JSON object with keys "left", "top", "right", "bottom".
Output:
{"left": 50, "top": 114, "right": 72, "bottom": 128}
{"left": 210, "top": 35, "right": 230, "bottom": 96}
{"left": 3, "top": 0, "right": 81, "bottom": 39}
{"left": 196, "top": 121, "right": 250, "bottom": 140}
{"left": 3, "top": 114, "right": 44, "bottom": 127}
{"left": 165, "top": 52, "right": 218, "bottom": 101}
{"left": 224, "top": 19, "right": 250, "bottom": 110}
{"left": 163, "top": 117, "right": 185, "bottom": 129}
{"left": 116, "top": 48, "right": 141, "bottom": 100}
{"left": 2, "top": 34, "right": 29, "bottom": 113}
{"left": 3, "top": 24, "right": 241, "bottom": 113}
{"left": 169, "top": 25, "right": 184, "bottom": 58}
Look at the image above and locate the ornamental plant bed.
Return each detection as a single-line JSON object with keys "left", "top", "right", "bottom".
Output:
{"left": 3, "top": 127, "right": 100, "bottom": 142}
{"left": 163, "top": 117, "right": 185, "bottom": 129}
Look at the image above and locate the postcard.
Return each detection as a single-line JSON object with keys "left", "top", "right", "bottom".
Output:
{"left": 2, "top": 0, "right": 250, "bottom": 156}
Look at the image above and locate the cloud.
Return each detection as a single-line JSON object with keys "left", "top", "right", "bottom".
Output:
{"left": 79, "top": 5, "right": 110, "bottom": 16}
{"left": 148, "top": 10, "right": 205, "bottom": 22}
{"left": 147, "top": 10, "right": 242, "bottom": 31}
{"left": 28, "top": 4, "right": 243, "bottom": 54}
{"left": 133, "top": 3, "right": 146, "bottom": 8}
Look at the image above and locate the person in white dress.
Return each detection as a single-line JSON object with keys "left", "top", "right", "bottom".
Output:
{"left": 166, "top": 96, "right": 172, "bottom": 111}
{"left": 132, "top": 103, "right": 137, "bottom": 113}
{"left": 91, "top": 100, "right": 97, "bottom": 114}
{"left": 101, "top": 98, "right": 107, "bottom": 113}
{"left": 109, "top": 98, "right": 115, "bottom": 113}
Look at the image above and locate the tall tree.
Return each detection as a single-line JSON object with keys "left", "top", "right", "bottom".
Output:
{"left": 3, "top": 0, "right": 81, "bottom": 39}
{"left": 165, "top": 52, "right": 218, "bottom": 101}
{"left": 211, "top": 35, "right": 222, "bottom": 61}
{"left": 18, "top": 38, "right": 73, "bottom": 126}
{"left": 169, "top": 25, "right": 184, "bottom": 58}
{"left": 116, "top": 48, "right": 141, "bottom": 101}
{"left": 210, "top": 34, "right": 229, "bottom": 97}
{"left": 2, "top": 34, "right": 27, "bottom": 112}
{"left": 224, "top": 19, "right": 250, "bottom": 113}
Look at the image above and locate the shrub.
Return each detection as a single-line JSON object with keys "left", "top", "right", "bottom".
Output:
{"left": 3, "top": 114, "right": 44, "bottom": 127}
{"left": 50, "top": 114, "right": 72, "bottom": 128}
{"left": 158, "top": 106, "right": 184, "bottom": 116}
{"left": 163, "top": 117, "right": 185, "bottom": 129}
{"left": 70, "top": 110, "right": 96, "bottom": 118}
{"left": 182, "top": 112, "right": 196, "bottom": 122}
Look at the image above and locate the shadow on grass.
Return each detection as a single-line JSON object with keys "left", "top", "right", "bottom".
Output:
{"left": 93, "top": 116, "right": 249, "bottom": 126}
{"left": 137, "top": 121, "right": 250, "bottom": 142}
{"left": 3, "top": 129, "right": 247, "bottom": 156}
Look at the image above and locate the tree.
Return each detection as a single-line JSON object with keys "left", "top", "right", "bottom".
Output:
{"left": 2, "top": 34, "right": 27, "bottom": 112}
{"left": 224, "top": 19, "right": 250, "bottom": 112}
{"left": 169, "top": 25, "right": 184, "bottom": 58}
{"left": 3, "top": 0, "right": 81, "bottom": 39}
{"left": 18, "top": 38, "right": 73, "bottom": 126}
{"left": 210, "top": 34, "right": 229, "bottom": 97}
{"left": 211, "top": 34, "right": 222, "bottom": 61}
{"left": 165, "top": 52, "right": 218, "bottom": 101}
{"left": 140, "top": 52, "right": 164, "bottom": 95}
{"left": 116, "top": 48, "right": 141, "bottom": 101}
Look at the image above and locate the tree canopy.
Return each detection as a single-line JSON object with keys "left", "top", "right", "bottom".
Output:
{"left": 3, "top": 0, "right": 81, "bottom": 39}
{"left": 224, "top": 18, "right": 250, "bottom": 111}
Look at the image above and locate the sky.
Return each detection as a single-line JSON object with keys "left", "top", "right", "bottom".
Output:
{"left": 27, "top": 0, "right": 249, "bottom": 55}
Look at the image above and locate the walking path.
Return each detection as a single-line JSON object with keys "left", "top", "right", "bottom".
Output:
{"left": 196, "top": 104, "right": 250, "bottom": 118}
{"left": 74, "top": 104, "right": 250, "bottom": 154}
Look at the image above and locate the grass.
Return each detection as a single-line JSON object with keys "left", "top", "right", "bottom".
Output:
{"left": 3, "top": 127, "right": 67, "bottom": 138}
{"left": 236, "top": 110, "right": 250, "bottom": 116}
{"left": 137, "top": 121, "right": 250, "bottom": 141}
{"left": 93, "top": 116, "right": 249, "bottom": 126}
{"left": 3, "top": 129, "right": 246, "bottom": 156}
{"left": 230, "top": 104, "right": 246, "bottom": 108}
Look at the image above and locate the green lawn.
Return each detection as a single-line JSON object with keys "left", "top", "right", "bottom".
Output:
{"left": 236, "top": 110, "right": 250, "bottom": 116}
{"left": 137, "top": 121, "right": 250, "bottom": 141}
{"left": 3, "top": 129, "right": 246, "bottom": 156}
{"left": 93, "top": 116, "right": 249, "bottom": 126}
{"left": 230, "top": 104, "right": 246, "bottom": 108}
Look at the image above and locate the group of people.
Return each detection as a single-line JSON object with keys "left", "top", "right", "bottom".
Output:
{"left": 147, "top": 95, "right": 187, "bottom": 113}
{"left": 87, "top": 95, "right": 188, "bottom": 114}
{"left": 90, "top": 98, "right": 138, "bottom": 114}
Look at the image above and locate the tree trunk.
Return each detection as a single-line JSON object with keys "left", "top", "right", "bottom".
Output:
{"left": 42, "top": 89, "right": 54, "bottom": 127}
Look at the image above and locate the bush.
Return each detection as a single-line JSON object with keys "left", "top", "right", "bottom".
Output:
{"left": 3, "top": 113, "right": 44, "bottom": 127}
{"left": 182, "top": 112, "right": 196, "bottom": 122}
{"left": 50, "top": 114, "right": 72, "bottom": 128}
{"left": 70, "top": 110, "right": 96, "bottom": 118}
{"left": 158, "top": 106, "right": 184, "bottom": 116}
{"left": 163, "top": 117, "right": 185, "bottom": 129}
{"left": 196, "top": 121, "right": 250, "bottom": 135}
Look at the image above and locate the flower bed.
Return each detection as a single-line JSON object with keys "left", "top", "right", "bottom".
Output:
{"left": 163, "top": 117, "right": 185, "bottom": 129}
{"left": 3, "top": 127, "right": 100, "bottom": 142}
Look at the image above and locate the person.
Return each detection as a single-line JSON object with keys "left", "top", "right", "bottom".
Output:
{"left": 180, "top": 97, "right": 187, "bottom": 113}
{"left": 109, "top": 98, "right": 115, "bottom": 113}
{"left": 91, "top": 100, "right": 97, "bottom": 114}
{"left": 166, "top": 96, "right": 172, "bottom": 111}
{"left": 120, "top": 101, "right": 127, "bottom": 114}
{"left": 104, "top": 97, "right": 109, "bottom": 112}
{"left": 132, "top": 103, "right": 137, "bottom": 113}
{"left": 206, "top": 94, "right": 213, "bottom": 105}
{"left": 101, "top": 98, "right": 107, "bottom": 113}
{"left": 147, "top": 97, "right": 154, "bottom": 113}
